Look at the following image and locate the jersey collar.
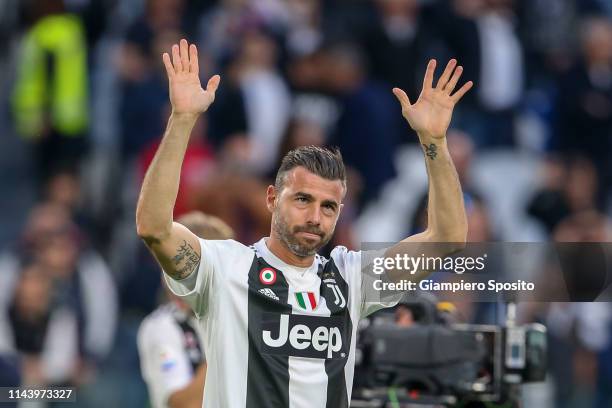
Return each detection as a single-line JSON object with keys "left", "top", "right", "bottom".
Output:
{"left": 255, "top": 238, "right": 319, "bottom": 276}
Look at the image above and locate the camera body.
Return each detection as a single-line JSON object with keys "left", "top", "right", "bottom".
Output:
{"left": 354, "top": 296, "right": 547, "bottom": 406}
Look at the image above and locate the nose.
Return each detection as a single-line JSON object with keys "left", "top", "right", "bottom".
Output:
{"left": 307, "top": 206, "right": 321, "bottom": 225}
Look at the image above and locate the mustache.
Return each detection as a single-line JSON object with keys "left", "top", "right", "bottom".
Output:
{"left": 293, "top": 225, "right": 324, "bottom": 237}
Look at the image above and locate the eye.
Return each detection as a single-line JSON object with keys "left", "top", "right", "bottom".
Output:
{"left": 323, "top": 204, "right": 336, "bottom": 213}
{"left": 296, "top": 196, "right": 308, "bottom": 203}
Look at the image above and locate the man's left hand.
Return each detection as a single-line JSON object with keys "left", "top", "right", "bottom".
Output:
{"left": 393, "top": 59, "right": 473, "bottom": 140}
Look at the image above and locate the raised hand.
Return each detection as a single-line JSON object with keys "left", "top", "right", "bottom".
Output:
{"left": 162, "top": 39, "right": 220, "bottom": 116}
{"left": 393, "top": 59, "right": 472, "bottom": 140}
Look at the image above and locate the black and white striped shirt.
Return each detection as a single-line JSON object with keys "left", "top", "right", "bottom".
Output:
{"left": 164, "top": 238, "right": 399, "bottom": 408}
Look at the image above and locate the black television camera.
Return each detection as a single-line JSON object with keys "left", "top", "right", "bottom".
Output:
{"left": 352, "top": 295, "right": 547, "bottom": 407}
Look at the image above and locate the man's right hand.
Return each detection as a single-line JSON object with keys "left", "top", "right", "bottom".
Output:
{"left": 162, "top": 39, "right": 220, "bottom": 116}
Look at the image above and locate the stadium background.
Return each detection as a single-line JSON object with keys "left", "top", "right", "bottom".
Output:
{"left": 1, "top": 0, "right": 612, "bottom": 406}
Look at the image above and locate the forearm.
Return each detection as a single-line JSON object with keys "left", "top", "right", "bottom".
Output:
{"left": 384, "top": 135, "right": 465, "bottom": 283}
{"left": 168, "top": 364, "right": 206, "bottom": 408}
{"left": 418, "top": 134, "right": 467, "bottom": 243}
{"left": 136, "top": 113, "right": 198, "bottom": 240}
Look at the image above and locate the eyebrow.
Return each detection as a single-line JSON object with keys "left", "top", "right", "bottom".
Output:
{"left": 294, "top": 192, "right": 339, "bottom": 210}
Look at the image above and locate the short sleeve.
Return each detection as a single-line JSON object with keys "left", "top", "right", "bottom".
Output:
{"left": 163, "top": 238, "right": 238, "bottom": 318}
{"left": 331, "top": 246, "right": 403, "bottom": 319}
{"left": 137, "top": 318, "right": 192, "bottom": 406}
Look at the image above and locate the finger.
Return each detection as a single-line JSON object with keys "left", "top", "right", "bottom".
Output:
{"left": 436, "top": 59, "right": 457, "bottom": 90}
{"left": 444, "top": 65, "right": 463, "bottom": 94}
{"left": 189, "top": 44, "right": 199, "bottom": 74}
{"left": 171, "top": 44, "right": 182, "bottom": 73}
{"left": 180, "top": 39, "right": 189, "bottom": 73}
{"left": 392, "top": 87, "right": 411, "bottom": 109}
{"left": 206, "top": 75, "right": 221, "bottom": 93}
{"left": 162, "top": 52, "right": 174, "bottom": 78}
{"left": 423, "top": 59, "right": 436, "bottom": 90}
{"left": 451, "top": 80, "right": 474, "bottom": 103}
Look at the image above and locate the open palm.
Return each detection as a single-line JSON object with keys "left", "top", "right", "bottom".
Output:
{"left": 162, "top": 39, "right": 220, "bottom": 115}
{"left": 393, "top": 59, "right": 472, "bottom": 139}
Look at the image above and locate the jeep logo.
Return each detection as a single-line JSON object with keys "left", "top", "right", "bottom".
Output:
{"left": 261, "top": 314, "right": 347, "bottom": 359}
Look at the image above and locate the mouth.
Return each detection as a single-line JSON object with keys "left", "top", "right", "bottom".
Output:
{"left": 296, "top": 231, "right": 322, "bottom": 240}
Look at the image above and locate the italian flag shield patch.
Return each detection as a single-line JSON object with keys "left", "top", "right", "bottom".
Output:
{"left": 295, "top": 291, "right": 317, "bottom": 311}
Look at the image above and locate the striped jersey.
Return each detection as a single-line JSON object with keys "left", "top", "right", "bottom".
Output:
{"left": 163, "top": 237, "right": 400, "bottom": 408}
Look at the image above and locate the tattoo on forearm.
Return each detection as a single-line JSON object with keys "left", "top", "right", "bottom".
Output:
{"left": 422, "top": 143, "right": 438, "bottom": 160}
{"left": 171, "top": 240, "right": 201, "bottom": 279}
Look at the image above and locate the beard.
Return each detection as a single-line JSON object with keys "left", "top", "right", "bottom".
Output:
{"left": 272, "top": 209, "right": 334, "bottom": 257}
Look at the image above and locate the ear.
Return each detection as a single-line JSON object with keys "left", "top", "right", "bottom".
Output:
{"left": 266, "top": 185, "right": 276, "bottom": 213}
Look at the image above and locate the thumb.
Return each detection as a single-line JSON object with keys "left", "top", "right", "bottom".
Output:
{"left": 206, "top": 75, "right": 221, "bottom": 94}
{"left": 392, "top": 87, "right": 411, "bottom": 110}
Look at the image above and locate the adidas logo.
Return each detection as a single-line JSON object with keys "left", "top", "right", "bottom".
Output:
{"left": 259, "top": 288, "right": 279, "bottom": 301}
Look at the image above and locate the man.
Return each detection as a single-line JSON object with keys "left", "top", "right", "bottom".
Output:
{"left": 138, "top": 211, "right": 235, "bottom": 408}
{"left": 136, "top": 39, "right": 471, "bottom": 407}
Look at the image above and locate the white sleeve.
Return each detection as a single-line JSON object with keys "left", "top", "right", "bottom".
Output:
{"left": 332, "top": 246, "right": 403, "bottom": 320}
{"left": 163, "top": 239, "right": 242, "bottom": 318}
{"left": 137, "top": 317, "right": 193, "bottom": 407}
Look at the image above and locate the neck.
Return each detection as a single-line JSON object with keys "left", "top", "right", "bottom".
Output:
{"left": 266, "top": 234, "right": 315, "bottom": 268}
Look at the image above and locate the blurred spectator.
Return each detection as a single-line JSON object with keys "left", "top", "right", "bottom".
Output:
{"left": 540, "top": 211, "right": 612, "bottom": 407}
{"left": 42, "top": 168, "right": 102, "bottom": 247}
{"left": 442, "top": 0, "right": 524, "bottom": 147}
{"left": 361, "top": 0, "right": 437, "bottom": 101}
{"left": 63, "top": 0, "right": 114, "bottom": 48}
{"left": 517, "top": 0, "right": 576, "bottom": 84}
{"left": 553, "top": 16, "right": 612, "bottom": 195}
{"left": 285, "top": 48, "right": 341, "bottom": 149}
{"left": 200, "top": 4, "right": 293, "bottom": 174}
{"left": 359, "top": 0, "right": 442, "bottom": 144}
{"left": 1, "top": 260, "right": 80, "bottom": 386}
{"left": 282, "top": 0, "right": 325, "bottom": 58}
{"left": 545, "top": 303, "right": 608, "bottom": 408}
{"left": 33, "top": 217, "right": 118, "bottom": 367}
{"left": 122, "top": 0, "right": 188, "bottom": 59}
{"left": 198, "top": 0, "right": 262, "bottom": 65}
{"left": 514, "top": 0, "right": 605, "bottom": 84}
{"left": 220, "top": 26, "right": 291, "bottom": 175}
{"left": 527, "top": 156, "right": 602, "bottom": 233}
{"left": 326, "top": 43, "right": 399, "bottom": 209}
{"left": 11, "top": 0, "right": 89, "bottom": 184}
{"left": 0, "top": 203, "right": 118, "bottom": 386}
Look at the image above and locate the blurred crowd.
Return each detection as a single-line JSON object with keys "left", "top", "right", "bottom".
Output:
{"left": 2, "top": 0, "right": 612, "bottom": 406}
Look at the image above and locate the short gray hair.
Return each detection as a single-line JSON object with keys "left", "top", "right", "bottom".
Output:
{"left": 274, "top": 146, "right": 347, "bottom": 192}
